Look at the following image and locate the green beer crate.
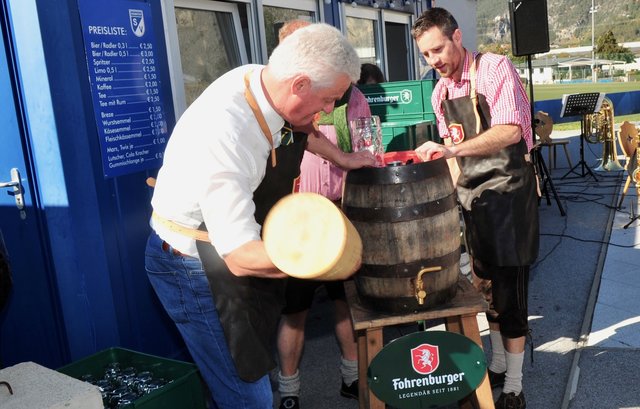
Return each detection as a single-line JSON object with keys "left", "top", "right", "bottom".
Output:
{"left": 58, "top": 347, "right": 206, "bottom": 409}
{"left": 358, "top": 79, "right": 437, "bottom": 123}
{"left": 382, "top": 119, "right": 441, "bottom": 152}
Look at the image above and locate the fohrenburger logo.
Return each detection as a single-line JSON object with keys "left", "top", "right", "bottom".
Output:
{"left": 400, "top": 89, "right": 412, "bottom": 104}
{"left": 390, "top": 342, "right": 466, "bottom": 392}
{"left": 448, "top": 123, "right": 465, "bottom": 144}
{"left": 411, "top": 343, "right": 439, "bottom": 375}
{"left": 369, "top": 331, "right": 485, "bottom": 406}
{"left": 365, "top": 89, "right": 413, "bottom": 105}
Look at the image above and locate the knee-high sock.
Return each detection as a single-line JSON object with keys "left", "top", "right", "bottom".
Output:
{"left": 340, "top": 357, "right": 358, "bottom": 385}
{"left": 488, "top": 329, "right": 506, "bottom": 373}
{"left": 278, "top": 369, "right": 301, "bottom": 398}
{"left": 503, "top": 350, "right": 524, "bottom": 394}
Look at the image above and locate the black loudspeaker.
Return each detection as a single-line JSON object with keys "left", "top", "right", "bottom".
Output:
{"left": 509, "top": 0, "right": 550, "bottom": 56}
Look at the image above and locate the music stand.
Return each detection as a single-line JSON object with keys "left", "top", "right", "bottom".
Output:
{"left": 560, "top": 92, "right": 605, "bottom": 180}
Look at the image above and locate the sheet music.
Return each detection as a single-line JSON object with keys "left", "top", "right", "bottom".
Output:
{"left": 594, "top": 93, "right": 606, "bottom": 112}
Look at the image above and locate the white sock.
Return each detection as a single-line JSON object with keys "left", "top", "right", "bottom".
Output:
{"left": 503, "top": 350, "right": 524, "bottom": 395}
{"left": 278, "top": 369, "right": 300, "bottom": 398}
{"left": 340, "top": 357, "right": 358, "bottom": 385}
{"left": 340, "top": 357, "right": 358, "bottom": 386}
{"left": 488, "top": 330, "right": 506, "bottom": 373}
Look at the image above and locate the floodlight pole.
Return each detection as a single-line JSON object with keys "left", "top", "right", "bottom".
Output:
{"left": 590, "top": 0, "right": 598, "bottom": 83}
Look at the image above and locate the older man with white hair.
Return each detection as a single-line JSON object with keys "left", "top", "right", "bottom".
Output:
{"left": 146, "top": 23, "right": 374, "bottom": 409}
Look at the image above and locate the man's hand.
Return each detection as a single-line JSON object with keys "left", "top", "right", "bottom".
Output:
{"left": 305, "top": 126, "right": 376, "bottom": 169}
{"left": 415, "top": 141, "right": 455, "bottom": 161}
{"left": 334, "top": 149, "right": 377, "bottom": 170}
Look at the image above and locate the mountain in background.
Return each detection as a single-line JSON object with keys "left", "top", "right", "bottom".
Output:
{"left": 477, "top": 0, "right": 640, "bottom": 50}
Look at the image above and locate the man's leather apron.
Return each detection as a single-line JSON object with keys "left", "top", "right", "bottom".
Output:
{"left": 196, "top": 133, "right": 307, "bottom": 382}
{"left": 442, "top": 54, "right": 539, "bottom": 267}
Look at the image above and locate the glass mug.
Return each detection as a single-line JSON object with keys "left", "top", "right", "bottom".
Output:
{"left": 349, "top": 115, "right": 385, "bottom": 167}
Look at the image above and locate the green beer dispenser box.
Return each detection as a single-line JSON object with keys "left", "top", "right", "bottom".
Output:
{"left": 58, "top": 347, "right": 206, "bottom": 409}
{"left": 381, "top": 119, "right": 435, "bottom": 153}
{"left": 358, "top": 79, "right": 441, "bottom": 151}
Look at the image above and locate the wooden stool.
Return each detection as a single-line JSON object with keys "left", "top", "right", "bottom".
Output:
{"left": 534, "top": 111, "right": 573, "bottom": 170}
{"left": 540, "top": 139, "right": 572, "bottom": 170}
{"left": 345, "top": 277, "right": 494, "bottom": 409}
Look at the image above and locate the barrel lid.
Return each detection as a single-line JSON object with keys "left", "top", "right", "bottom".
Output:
{"left": 384, "top": 151, "right": 421, "bottom": 165}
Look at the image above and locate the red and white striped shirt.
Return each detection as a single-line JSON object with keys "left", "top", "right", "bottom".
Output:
{"left": 432, "top": 51, "right": 533, "bottom": 151}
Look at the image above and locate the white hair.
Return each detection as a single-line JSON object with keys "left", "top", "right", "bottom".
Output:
{"left": 268, "top": 23, "right": 360, "bottom": 89}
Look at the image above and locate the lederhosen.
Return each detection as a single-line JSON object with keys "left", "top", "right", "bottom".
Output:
{"left": 196, "top": 73, "right": 308, "bottom": 382}
{"left": 442, "top": 53, "right": 539, "bottom": 268}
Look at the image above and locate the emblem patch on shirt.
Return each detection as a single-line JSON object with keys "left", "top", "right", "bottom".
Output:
{"left": 448, "top": 123, "right": 465, "bottom": 145}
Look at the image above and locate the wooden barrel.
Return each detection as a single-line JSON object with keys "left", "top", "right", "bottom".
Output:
{"left": 263, "top": 192, "right": 362, "bottom": 281}
{"left": 342, "top": 156, "right": 460, "bottom": 312}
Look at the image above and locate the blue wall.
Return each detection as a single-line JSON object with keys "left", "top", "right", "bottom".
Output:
{"left": 33, "top": 0, "right": 186, "bottom": 363}
{"left": 535, "top": 90, "right": 640, "bottom": 124}
{"left": 1, "top": 0, "right": 188, "bottom": 368}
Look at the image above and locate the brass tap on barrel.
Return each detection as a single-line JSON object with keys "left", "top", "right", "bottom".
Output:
{"left": 415, "top": 266, "right": 442, "bottom": 305}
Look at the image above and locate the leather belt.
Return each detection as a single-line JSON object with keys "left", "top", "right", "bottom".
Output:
{"left": 152, "top": 211, "right": 210, "bottom": 242}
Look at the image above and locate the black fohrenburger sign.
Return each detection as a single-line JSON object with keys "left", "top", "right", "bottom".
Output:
{"left": 368, "top": 331, "right": 487, "bottom": 408}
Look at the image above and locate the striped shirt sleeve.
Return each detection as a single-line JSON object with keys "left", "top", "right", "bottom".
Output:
{"left": 480, "top": 54, "right": 533, "bottom": 151}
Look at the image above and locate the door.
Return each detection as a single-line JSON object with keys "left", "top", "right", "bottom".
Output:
{"left": 0, "top": 1, "right": 68, "bottom": 368}
{"left": 382, "top": 11, "right": 413, "bottom": 81}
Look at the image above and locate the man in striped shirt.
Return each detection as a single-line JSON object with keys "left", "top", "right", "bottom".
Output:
{"left": 412, "top": 8, "right": 539, "bottom": 409}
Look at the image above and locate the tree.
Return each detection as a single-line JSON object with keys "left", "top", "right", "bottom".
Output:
{"left": 595, "top": 30, "right": 635, "bottom": 63}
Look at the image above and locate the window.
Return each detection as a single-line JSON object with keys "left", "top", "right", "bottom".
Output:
{"left": 344, "top": 7, "right": 381, "bottom": 68}
{"left": 262, "top": 0, "right": 319, "bottom": 57}
{"left": 172, "top": 0, "right": 248, "bottom": 108}
{"left": 341, "top": 4, "right": 415, "bottom": 81}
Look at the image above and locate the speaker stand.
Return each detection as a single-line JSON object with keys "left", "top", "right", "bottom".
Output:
{"left": 624, "top": 199, "right": 640, "bottom": 229}
{"left": 534, "top": 145, "right": 566, "bottom": 216}
{"left": 527, "top": 55, "right": 565, "bottom": 216}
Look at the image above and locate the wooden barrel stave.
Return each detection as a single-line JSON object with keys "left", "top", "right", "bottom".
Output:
{"left": 343, "top": 157, "right": 460, "bottom": 312}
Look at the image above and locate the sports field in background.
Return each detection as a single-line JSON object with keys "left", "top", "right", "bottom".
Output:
{"left": 531, "top": 81, "right": 640, "bottom": 130}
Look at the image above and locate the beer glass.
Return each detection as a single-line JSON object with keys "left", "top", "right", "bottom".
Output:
{"left": 349, "top": 115, "right": 385, "bottom": 167}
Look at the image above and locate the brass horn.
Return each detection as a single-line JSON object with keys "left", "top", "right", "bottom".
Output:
{"left": 631, "top": 125, "right": 640, "bottom": 188}
{"left": 585, "top": 98, "right": 624, "bottom": 172}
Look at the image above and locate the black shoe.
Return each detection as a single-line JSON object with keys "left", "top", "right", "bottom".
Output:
{"left": 279, "top": 396, "right": 299, "bottom": 409}
{"left": 340, "top": 381, "right": 358, "bottom": 400}
{"left": 488, "top": 369, "right": 506, "bottom": 389}
{"left": 495, "top": 391, "right": 526, "bottom": 409}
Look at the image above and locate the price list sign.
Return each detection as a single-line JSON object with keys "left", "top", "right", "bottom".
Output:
{"left": 78, "top": 0, "right": 170, "bottom": 178}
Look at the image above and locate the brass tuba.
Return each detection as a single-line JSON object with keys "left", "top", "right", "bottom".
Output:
{"left": 584, "top": 97, "right": 624, "bottom": 172}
